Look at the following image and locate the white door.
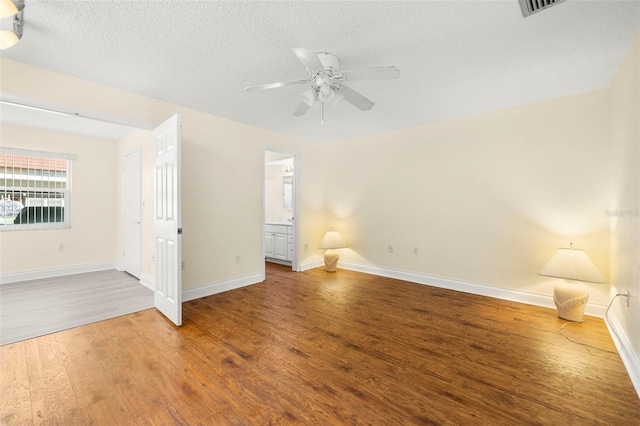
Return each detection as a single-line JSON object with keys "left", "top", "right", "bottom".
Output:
{"left": 154, "top": 114, "right": 182, "bottom": 326}
{"left": 123, "top": 149, "right": 141, "bottom": 278}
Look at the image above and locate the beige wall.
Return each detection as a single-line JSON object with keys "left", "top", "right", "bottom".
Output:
{"left": 0, "top": 58, "right": 327, "bottom": 290}
{"left": 324, "top": 90, "right": 612, "bottom": 305}
{"left": 115, "top": 129, "right": 155, "bottom": 280}
{"left": 1, "top": 48, "right": 629, "bottom": 313}
{"left": 0, "top": 124, "right": 118, "bottom": 272}
{"left": 609, "top": 30, "right": 640, "bottom": 356}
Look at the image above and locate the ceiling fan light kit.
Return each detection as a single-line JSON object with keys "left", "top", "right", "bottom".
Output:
{"left": 245, "top": 48, "right": 400, "bottom": 123}
{"left": 0, "top": 0, "right": 24, "bottom": 50}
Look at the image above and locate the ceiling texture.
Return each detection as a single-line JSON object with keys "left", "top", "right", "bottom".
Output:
{"left": 1, "top": 0, "right": 639, "bottom": 143}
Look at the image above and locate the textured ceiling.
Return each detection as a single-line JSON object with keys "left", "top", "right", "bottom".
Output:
{"left": 2, "top": 0, "right": 639, "bottom": 143}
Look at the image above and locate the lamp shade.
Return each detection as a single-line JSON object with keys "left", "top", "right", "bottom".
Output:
{"left": 301, "top": 88, "right": 316, "bottom": 107}
{"left": 318, "top": 83, "right": 335, "bottom": 103}
{"left": 0, "top": 30, "right": 19, "bottom": 50}
{"left": 0, "top": 0, "right": 19, "bottom": 19}
{"left": 539, "top": 247, "right": 605, "bottom": 283}
{"left": 319, "top": 230, "right": 346, "bottom": 249}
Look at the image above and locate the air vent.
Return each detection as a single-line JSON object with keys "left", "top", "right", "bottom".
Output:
{"left": 519, "top": 0, "right": 566, "bottom": 18}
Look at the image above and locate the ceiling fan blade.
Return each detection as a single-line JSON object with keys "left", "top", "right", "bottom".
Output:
{"left": 245, "top": 79, "right": 311, "bottom": 91}
{"left": 336, "top": 85, "right": 374, "bottom": 111}
{"left": 341, "top": 66, "right": 400, "bottom": 81}
{"left": 292, "top": 48, "right": 325, "bottom": 73}
{"left": 293, "top": 101, "right": 311, "bottom": 116}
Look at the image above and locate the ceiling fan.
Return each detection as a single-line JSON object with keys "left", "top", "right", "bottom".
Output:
{"left": 245, "top": 48, "right": 400, "bottom": 121}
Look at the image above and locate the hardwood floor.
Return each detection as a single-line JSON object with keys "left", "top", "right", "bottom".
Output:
{"left": 1, "top": 263, "right": 638, "bottom": 425}
{"left": 0, "top": 270, "right": 154, "bottom": 345}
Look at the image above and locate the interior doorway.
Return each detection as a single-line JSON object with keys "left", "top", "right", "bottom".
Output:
{"left": 122, "top": 148, "right": 141, "bottom": 278}
{"left": 264, "top": 149, "right": 299, "bottom": 272}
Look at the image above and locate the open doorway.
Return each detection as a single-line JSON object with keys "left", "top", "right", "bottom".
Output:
{"left": 122, "top": 148, "right": 141, "bottom": 279}
{"left": 264, "top": 149, "right": 299, "bottom": 272}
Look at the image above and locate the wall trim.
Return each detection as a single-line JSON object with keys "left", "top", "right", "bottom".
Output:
{"left": 300, "top": 256, "right": 324, "bottom": 271}
{"left": 139, "top": 273, "right": 154, "bottom": 290}
{"left": 337, "top": 261, "right": 607, "bottom": 318}
{"left": 605, "top": 312, "right": 640, "bottom": 398}
{"left": 182, "top": 273, "right": 264, "bottom": 302}
{"left": 0, "top": 261, "right": 117, "bottom": 284}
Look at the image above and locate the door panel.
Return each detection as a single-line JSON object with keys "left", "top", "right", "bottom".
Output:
{"left": 264, "top": 233, "right": 275, "bottom": 258}
{"left": 154, "top": 114, "right": 182, "bottom": 326}
{"left": 274, "top": 234, "right": 287, "bottom": 260}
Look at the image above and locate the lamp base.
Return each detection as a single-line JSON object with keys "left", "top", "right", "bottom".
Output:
{"left": 553, "top": 281, "right": 589, "bottom": 322}
{"left": 324, "top": 249, "right": 339, "bottom": 272}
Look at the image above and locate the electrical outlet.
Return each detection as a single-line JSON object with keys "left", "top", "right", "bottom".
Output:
{"left": 58, "top": 243, "right": 65, "bottom": 252}
{"left": 388, "top": 244, "right": 394, "bottom": 253}
{"left": 235, "top": 255, "right": 240, "bottom": 264}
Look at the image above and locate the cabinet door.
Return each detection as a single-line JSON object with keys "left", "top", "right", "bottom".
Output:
{"left": 274, "top": 233, "right": 288, "bottom": 260}
{"left": 264, "top": 233, "right": 275, "bottom": 258}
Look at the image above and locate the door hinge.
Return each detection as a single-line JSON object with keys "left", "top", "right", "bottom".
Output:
{"left": 178, "top": 228, "right": 183, "bottom": 235}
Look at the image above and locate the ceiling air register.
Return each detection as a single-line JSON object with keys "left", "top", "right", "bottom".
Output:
{"left": 519, "top": 0, "right": 566, "bottom": 18}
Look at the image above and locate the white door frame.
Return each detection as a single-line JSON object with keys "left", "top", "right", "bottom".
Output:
{"left": 122, "top": 148, "right": 142, "bottom": 278}
{"left": 262, "top": 147, "right": 300, "bottom": 280}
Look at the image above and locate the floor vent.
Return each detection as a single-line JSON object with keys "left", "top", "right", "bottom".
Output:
{"left": 518, "top": 0, "right": 566, "bottom": 18}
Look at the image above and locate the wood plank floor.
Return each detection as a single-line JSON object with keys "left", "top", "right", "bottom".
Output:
{"left": 0, "top": 270, "right": 154, "bottom": 345}
{"left": 1, "top": 263, "right": 638, "bottom": 425}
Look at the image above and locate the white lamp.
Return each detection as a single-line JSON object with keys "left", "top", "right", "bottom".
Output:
{"left": 539, "top": 243, "right": 606, "bottom": 321}
{"left": 319, "top": 230, "right": 346, "bottom": 272}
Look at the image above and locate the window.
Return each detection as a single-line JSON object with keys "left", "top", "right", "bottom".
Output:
{"left": 0, "top": 148, "right": 73, "bottom": 230}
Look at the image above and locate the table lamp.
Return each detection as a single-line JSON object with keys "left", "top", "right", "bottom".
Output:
{"left": 319, "top": 230, "right": 346, "bottom": 272}
{"left": 539, "top": 243, "right": 606, "bottom": 321}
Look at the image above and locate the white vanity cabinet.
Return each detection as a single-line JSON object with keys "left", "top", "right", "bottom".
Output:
{"left": 265, "top": 223, "right": 293, "bottom": 262}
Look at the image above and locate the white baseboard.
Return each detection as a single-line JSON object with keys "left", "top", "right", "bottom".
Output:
{"left": 300, "top": 256, "right": 324, "bottom": 271}
{"left": 0, "top": 261, "right": 117, "bottom": 284}
{"left": 139, "top": 273, "right": 154, "bottom": 290}
{"left": 338, "top": 261, "right": 607, "bottom": 318}
{"left": 605, "top": 312, "right": 640, "bottom": 398}
{"left": 182, "top": 273, "right": 264, "bottom": 302}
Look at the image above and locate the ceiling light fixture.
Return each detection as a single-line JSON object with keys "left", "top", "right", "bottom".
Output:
{"left": 317, "top": 83, "right": 335, "bottom": 103}
{"left": 0, "top": 0, "right": 21, "bottom": 18}
{"left": 0, "top": 0, "right": 24, "bottom": 50}
{"left": 300, "top": 88, "right": 316, "bottom": 107}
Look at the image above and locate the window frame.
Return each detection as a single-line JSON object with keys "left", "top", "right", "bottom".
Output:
{"left": 0, "top": 147, "right": 74, "bottom": 231}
